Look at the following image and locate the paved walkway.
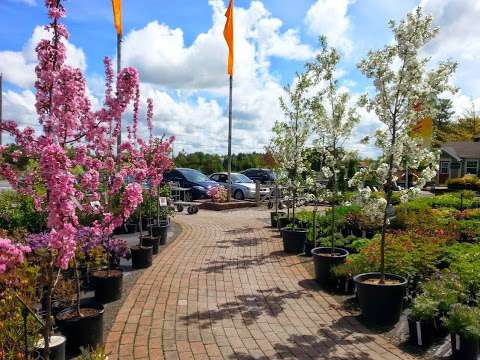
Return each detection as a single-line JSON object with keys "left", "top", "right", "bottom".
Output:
{"left": 106, "top": 208, "right": 415, "bottom": 360}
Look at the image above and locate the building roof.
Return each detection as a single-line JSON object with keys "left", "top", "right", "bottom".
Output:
{"left": 441, "top": 141, "right": 480, "bottom": 160}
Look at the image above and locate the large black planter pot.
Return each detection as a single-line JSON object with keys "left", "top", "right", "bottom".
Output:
{"left": 131, "top": 245, "right": 153, "bottom": 269}
{"left": 150, "top": 223, "right": 169, "bottom": 245}
{"left": 270, "top": 211, "right": 286, "bottom": 228}
{"left": 303, "top": 241, "right": 314, "bottom": 257}
{"left": 277, "top": 217, "right": 292, "bottom": 230}
{"left": 353, "top": 272, "right": 407, "bottom": 326}
{"left": 126, "top": 223, "right": 137, "bottom": 234}
{"left": 281, "top": 228, "right": 307, "bottom": 254}
{"left": 407, "top": 316, "right": 435, "bottom": 347}
{"left": 142, "top": 235, "right": 160, "bottom": 254}
{"left": 312, "top": 247, "right": 349, "bottom": 288}
{"left": 92, "top": 269, "right": 123, "bottom": 303}
{"left": 55, "top": 301, "right": 104, "bottom": 356}
{"left": 34, "top": 335, "right": 66, "bottom": 360}
{"left": 450, "top": 333, "right": 479, "bottom": 360}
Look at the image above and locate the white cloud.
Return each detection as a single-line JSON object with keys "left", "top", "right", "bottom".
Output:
{"left": 305, "top": 0, "right": 355, "bottom": 54}
{"left": 421, "top": 0, "right": 480, "bottom": 98}
{"left": 123, "top": 0, "right": 313, "bottom": 89}
{"left": 0, "top": 26, "right": 86, "bottom": 89}
{"left": 120, "top": 0, "right": 312, "bottom": 153}
{"left": 7, "top": 0, "right": 36, "bottom": 6}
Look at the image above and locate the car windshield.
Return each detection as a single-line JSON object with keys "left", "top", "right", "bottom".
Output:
{"left": 231, "top": 174, "right": 253, "bottom": 183}
{"left": 181, "top": 169, "right": 210, "bottom": 182}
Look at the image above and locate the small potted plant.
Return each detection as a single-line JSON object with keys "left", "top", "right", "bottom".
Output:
{"left": 92, "top": 237, "right": 130, "bottom": 303}
{"left": 408, "top": 295, "right": 439, "bottom": 347}
{"left": 443, "top": 304, "right": 480, "bottom": 360}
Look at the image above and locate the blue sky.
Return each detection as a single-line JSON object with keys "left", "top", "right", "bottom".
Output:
{"left": 1, "top": 0, "right": 479, "bottom": 156}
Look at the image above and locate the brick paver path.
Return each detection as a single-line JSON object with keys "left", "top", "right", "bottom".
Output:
{"left": 106, "top": 208, "right": 415, "bottom": 360}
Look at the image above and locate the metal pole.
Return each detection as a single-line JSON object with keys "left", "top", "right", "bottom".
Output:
{"left": 116, "top": 33, "right": 122, "bottom": 155}
{"left": 0, "top": 73, "right": 3, "bottom": 146}
{"left": 227, "top": 74, "right": 233, "bottom": 201}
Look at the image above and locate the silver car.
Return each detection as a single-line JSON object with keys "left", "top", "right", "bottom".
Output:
{"left": 209, "top": 172, "right": 270, "bottom": 200}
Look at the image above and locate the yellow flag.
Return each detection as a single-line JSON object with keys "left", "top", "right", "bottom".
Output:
{"left": 412, "top": 116, "right": 433, "bottom": 146}
{"left": 112, "top": 0, "right": 122, "bottom": 36}
{"left": 223, "top": 0, "right": 234, "bottom": 75}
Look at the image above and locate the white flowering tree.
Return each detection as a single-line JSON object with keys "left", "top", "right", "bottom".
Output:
{"left": 349, "top": 8, "right": 457, "bottom": 282}
{"left": 308, "top": 38, "right": 360, "bottom": 252}
{"left": 270, "top": 72, "right": 313, "bottom": 226}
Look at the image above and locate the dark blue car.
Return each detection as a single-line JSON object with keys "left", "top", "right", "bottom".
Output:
{"left": 163, "top": 168, "right": 218, "bottom": 201}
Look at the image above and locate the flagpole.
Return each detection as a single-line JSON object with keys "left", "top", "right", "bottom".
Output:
{"left": 116, "top": 33, "right": 122, "bottom": 155}
{"left": 227, "top": 74, "right": 233, "bottom": 201}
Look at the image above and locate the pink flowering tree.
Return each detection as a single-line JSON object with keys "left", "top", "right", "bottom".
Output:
{"left": 0, "top": 0, "right": 169, "bottom": 356}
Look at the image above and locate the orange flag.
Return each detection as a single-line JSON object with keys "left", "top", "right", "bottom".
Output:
{"left": 223, "top": 0, "right": 234, "bottom": 75}
{"left": 412, "top": 116, "right": 433, "bottom": 145}
{"left": 112, "top": 0, "right": 122, "bottom": 36}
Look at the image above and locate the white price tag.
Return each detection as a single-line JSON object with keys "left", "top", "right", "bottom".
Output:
{"left": 159, "top": 197, "right": 168, "bottom": 207}
{"left": 416, "top": 321, "right": 422, "bottom": 346}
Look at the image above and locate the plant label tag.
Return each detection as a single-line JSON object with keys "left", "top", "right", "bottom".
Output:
{"left": 344, "top": 280, "right": 349, "bottom": 293}
{"left": 159, "top": 197, "right": 167, "bottom": 207}
{"left": 416, "top": 321, "right": 422, "bottom": 346}
{"left": 456, "top": 334, "right": 460, "bottom": 350}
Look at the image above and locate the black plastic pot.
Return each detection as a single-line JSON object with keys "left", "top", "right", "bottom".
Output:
{"left": 126, "top": 223, "right": 137, "bottom": 234}
{"left": 92, "top": 269, "right": 123, "bottom": 303}
{"left": 34, "top": 335, "right": 66, "bottom": 360}
{"left": 312, "top": 247, "right": 349, "bottom": 287}
{"left": 281, "top": 228, "right": 307, "bottom": 254}
{"left": 304, "top": 241, "right": 314, "bottom": 257}
{"left": 450, "top": 333, "right": 479, "bottom": 360}
{"left": 270, "top": 211, "right": 286, "bottom": 228}
{"left": 150, "top": 223, "right": 169, "bottom": 245}
{"left": 277, "top": 217, "right": 292, "bottom": 230}
{"left": 55, "top": 301, "right": 104, "bottom": 356}
{"left": 142, "top": 235, "right": 160, "bottom": 254}
{"left": 407, "top": 316, "right": 435, "bottom": 347}
{"left": 131, "top": 245, "right": 153, "bottom": 269}
{"left": 353, "top": 272, "right": 407, "bottom": 326}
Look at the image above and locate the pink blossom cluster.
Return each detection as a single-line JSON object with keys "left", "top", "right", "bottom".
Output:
{"left": 0, "top": 238, "right": 31, "bottom": 274}
{"left": 0, "top": 0, "right": 173, "bottom": 270}
{"left": 207, "top": 186, "right": 228, "bottom": 203}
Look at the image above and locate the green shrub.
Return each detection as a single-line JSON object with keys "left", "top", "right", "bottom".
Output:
{"left": 0, "top": 190, "right": 46, "bottom": 233}
{"left": 410, "top": 295, "right": 439, "bottom": 321}
{"left": 420, "top": 273, "right": 468, "bottom": 314}
{"left": 441, "top": 244, "right": 480, "bottom": 297}
{"left": 443, "top": 304, "right": 480, "bottom": 340}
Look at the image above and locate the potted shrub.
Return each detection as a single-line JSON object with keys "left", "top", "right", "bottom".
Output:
{"left": 443, "top": 304, "right": 480, "bottom": 360}
{"left": 307, "top": 38, "right": 358, "bottom": 286}
{"left": 408, "top": 295, "right": 439, "bottom": 347}
{"left": 269, "top": 71, "right": 313, "bottom": 253}
{"left": 92, "top": 237, "right": 130, "bottom": 303}
{"left": 349, "top": 8, "right": 456, "bottom": 326}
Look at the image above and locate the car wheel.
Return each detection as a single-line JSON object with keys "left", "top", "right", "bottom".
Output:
{"left": 234, "top": 190, "right": 245, "bottom": 200}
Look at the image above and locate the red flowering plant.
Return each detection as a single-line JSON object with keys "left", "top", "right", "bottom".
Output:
{"left": 0, "top": 0, "right": 159, "bottom": 356}
{"left": 208, "top": 186, "right": 228, "bottom": 203}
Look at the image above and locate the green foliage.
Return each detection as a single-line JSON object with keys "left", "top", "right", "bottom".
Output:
{"left": 79, "top": 346, "right": 110, "bottom": 360}
{"left": 447, "top": 175, "right": 480, "bottom": 190}
{"left": 410, "top": 295, "right": 439, "bottom": 321}
{"left": 443, "top": 304, "right": 480, "bottom": 340}
{"left": 0, "top": 190, "right": 46, "bottom": 233}
{"left": 440, "top": 244, "right": 480, "bottom": 297}
{"left": 420, "top": 273, "right": 468, "bottom": 314}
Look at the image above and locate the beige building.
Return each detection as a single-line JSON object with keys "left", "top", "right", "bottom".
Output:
{"left": 437, "top": 136, "right": 480, "bottom": 184}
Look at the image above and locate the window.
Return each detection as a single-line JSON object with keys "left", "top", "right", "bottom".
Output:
{"left": 210, "top": 174, "right": 219, "bottom": 181}
{"left": 465, "top": 160, "right": 479, "bottom": 175}
{"left": 440, "top": 161, "right": 450, "bottom": 175}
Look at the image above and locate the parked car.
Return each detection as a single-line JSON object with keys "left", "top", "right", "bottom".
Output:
{"left": 240, "top": 168, "right": 276, "bottom": 184}
{"left": 210, "top": 172, "right": 270, "bottom": 200}
{"left": 163, "top": 168, "right": 218, "bottom": 200}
